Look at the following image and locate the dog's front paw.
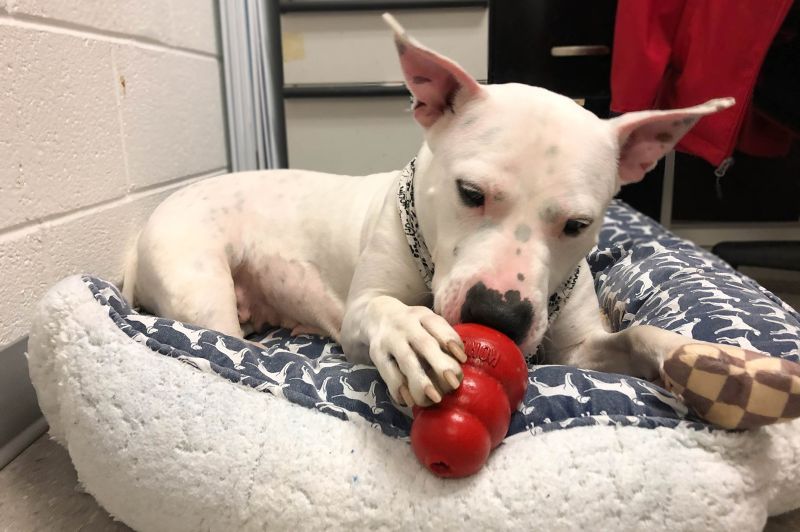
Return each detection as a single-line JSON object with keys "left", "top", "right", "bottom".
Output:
{"left": 369, "top": 305, "right": 467, "bottom": 407}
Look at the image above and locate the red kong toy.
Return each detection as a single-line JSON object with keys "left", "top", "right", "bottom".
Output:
{"left": 410, "top": 323, "right": 528, "bottom": 478}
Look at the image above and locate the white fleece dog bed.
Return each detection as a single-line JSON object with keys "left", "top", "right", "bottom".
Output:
{"left": 28, "top": 201, "right": 800, "bottom": 531}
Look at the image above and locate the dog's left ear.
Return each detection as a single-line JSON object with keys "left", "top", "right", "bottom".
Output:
{"left": 609, "top": 98, "right": 735, "bottom": 184}
{"left": 383, "top": 13, "right": 484, "bottom": 128}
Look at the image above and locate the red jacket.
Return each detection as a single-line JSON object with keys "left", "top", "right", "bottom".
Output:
{"left": 610, "top": 0, "right": 793, "bottom": 167}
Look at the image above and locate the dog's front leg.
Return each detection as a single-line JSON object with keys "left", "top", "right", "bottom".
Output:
{"left": 341, "top": 197, "right": 466, "bottom": 408}
{"left": 542, "top": 262, "right": 690, "bottom": 380}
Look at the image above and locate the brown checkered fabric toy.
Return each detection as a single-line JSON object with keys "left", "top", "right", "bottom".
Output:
{"left": 662, "top": 343, "right": 800, "bottom": 430}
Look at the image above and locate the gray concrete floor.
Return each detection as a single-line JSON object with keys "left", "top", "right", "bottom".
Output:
{"left": 0, "top": 435, "right": 131, "bottom": 532}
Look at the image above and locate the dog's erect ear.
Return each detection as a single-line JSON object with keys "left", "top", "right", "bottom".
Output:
{"left": 609, "top": 98, "right": 736, "bottom": 184}
{"left": 383, "top": 13, "right": 484, "bottom": 128}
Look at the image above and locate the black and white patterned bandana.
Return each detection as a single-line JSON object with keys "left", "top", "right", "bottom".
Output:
{"left": 546, "top": 264, "right": 581, "bottom": 323}
{"left": 397, "top": 158, "right": 580, "bottom": 325}
{"left": 397, "top": 158, "right": 435, "bottom": 288}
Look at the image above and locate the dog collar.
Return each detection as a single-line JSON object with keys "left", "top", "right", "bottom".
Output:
{"left": 547, "top": 265, "right": 581, "bottom": 323}
{"left": 397, "top": 157, "right": 579, "bottom": 323}
{"left": 397, "top": 158, "right": 436, "bottom": 288}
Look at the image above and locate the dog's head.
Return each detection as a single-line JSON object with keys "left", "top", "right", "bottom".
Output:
{"left": 385, "top": 14, "right": 734, "bottom": 356}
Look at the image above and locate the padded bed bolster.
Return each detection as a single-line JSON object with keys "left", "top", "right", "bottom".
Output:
{"left": 27, "top": 200, "right": 800, "bottom": 531}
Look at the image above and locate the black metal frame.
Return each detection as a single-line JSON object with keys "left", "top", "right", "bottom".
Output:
{"left": 284, "top": 82, "right": 410, "bottom": 98}
{"left": 264, "top": 0, "right": 290, "bottom": 167}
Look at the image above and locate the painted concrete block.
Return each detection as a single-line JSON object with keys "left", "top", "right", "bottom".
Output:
{"left": 168, "top": 0, "right": 218, "bottom": 55}
{"left": 6, "top": 0, "right": 172, "bottom": 45}
{"left": 0, "top": 24, "right": 127, "bottom": 228}
{"left": 0, "top": 175, "right": 216, "bottom": 347}
{"left": 7, "top": 0, "right": 219, "bottom": 54}
{"left": 114, "top": 46, "right": 227, "bottom": 188}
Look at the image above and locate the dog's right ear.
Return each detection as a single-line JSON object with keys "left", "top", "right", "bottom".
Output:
{"left": 609, "top": 98, "right": 735, "bottom": 185}
{"left": 383, "top": 13, "right": 485, "bottom": 128}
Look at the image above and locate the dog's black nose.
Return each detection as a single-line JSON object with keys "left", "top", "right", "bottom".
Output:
{"left": 460, "top": 282, "right": 533, "bottom": 345}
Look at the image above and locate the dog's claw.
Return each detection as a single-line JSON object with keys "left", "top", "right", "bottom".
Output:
{"left": 424, "top": 384, "right": 442, "bottom": 404}
{"left": 447, "top": 340, "right": 468, "bottom": 363}
{"left": 444, "top": 369, "right": 461, "bottom": 390}
{"left": 399, "top": 384, "right": 414, "bottom": 407}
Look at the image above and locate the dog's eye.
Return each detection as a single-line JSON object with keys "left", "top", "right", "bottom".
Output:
{"left": 563, "top": 219, "right": 591, "bottom": 237}
{"left": 456, "top": 179, "right": 485, "bottom": 208}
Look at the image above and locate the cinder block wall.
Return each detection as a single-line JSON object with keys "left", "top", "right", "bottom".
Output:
{"left": 0, "top": 1, "right": 228, "bottom": 460}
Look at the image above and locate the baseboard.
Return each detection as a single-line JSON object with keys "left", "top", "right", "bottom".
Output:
{"left": 0, "top": 336, "right": 47, "bottom": 467}
{"left": 0, "top": 416, "right": 48, "bottom": 469}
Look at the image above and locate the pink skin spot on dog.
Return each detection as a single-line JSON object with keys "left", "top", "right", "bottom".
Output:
{"left": 655, "top": 131, "right": 673, "bottom": 143}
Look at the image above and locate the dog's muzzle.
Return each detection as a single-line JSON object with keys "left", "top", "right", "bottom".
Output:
{"left": 459, "top": 282, "right": 534, "bottom": 345}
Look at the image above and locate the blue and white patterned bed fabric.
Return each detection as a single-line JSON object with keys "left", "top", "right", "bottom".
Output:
{"left": 85, "top": 200, "right": 800, "bottom": 439}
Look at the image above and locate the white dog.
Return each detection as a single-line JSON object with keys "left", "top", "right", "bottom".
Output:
{"left": 123, "top": 15, "right": 734, "bottom": 409}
